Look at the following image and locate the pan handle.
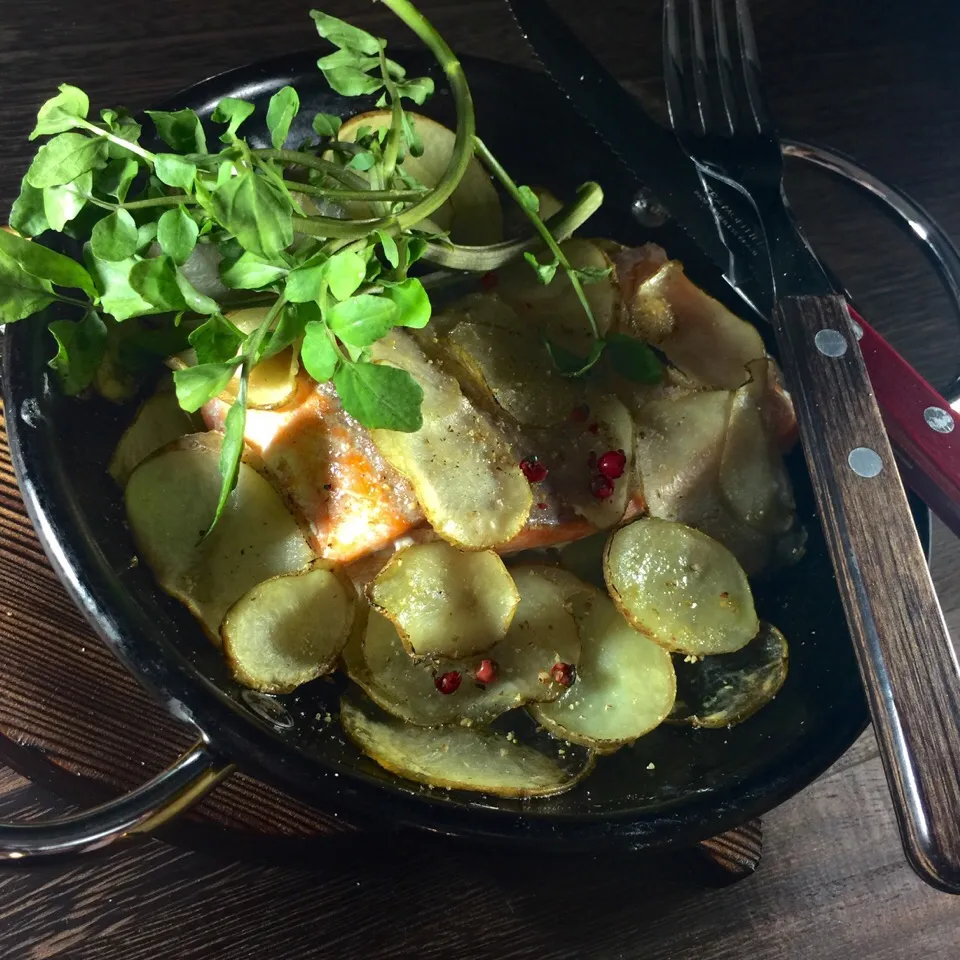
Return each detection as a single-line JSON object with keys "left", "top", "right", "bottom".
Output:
{"left": 0, "top": 741, "right": 233, "bottom": 860}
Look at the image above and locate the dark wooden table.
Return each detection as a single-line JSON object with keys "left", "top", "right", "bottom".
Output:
{"left": 1, "top": 0, "right": 959, "bottom": 957}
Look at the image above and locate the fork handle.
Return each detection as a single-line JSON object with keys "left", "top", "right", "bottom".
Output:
{"left": 773, "top": 293, "right": 960, "bottom": 894}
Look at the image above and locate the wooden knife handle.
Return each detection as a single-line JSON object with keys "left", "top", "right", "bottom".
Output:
{"left": 773, "top": 293, "right": 960, "bottom": 894}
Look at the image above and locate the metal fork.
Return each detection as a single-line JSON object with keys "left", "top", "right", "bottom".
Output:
{"left": 663, "top": 0, "right": 960, "bottom": 894}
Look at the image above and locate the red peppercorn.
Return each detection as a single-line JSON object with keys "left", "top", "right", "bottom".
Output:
{"left": 550, "top": 662, "right": 576, "bottom": 687}
{"left": 587, "top": 422, "right": 600, "bottom": 435}
{"left": 479, "top": 271, "right": 499, "bottom": 290}
{"left": 435, "top": 671, "right": 462, "bottom": 695}
{"left": 597, "top": 449, "right": 627, "bottom": 480}
{"left": 570, "top": 404, "right": 590, "bottom": 423}
{"left": 475, "top": 659, "right": 497, "bottom": 685}
{"left": 520, "top": 457, "right": 548, "bottom": 483}
{"left": 590, "top": 474, "right": 615, "bottom": 500}
{"left": 537, "top": 502, "right": 548, "bottom": 510}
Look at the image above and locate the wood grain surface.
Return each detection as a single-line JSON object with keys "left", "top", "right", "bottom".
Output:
{"left": 0, "top": 0, "right": 959, "bottom": 956}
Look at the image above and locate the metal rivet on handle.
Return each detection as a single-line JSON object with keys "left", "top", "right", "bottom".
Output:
{"left": 631, "top": 189, "right": 670, "bottom": 228}
{"left": 924, "top": 406, "right": 955, "bottom": 434}
{"left": 814, "top": 329, "right": 848, "bottom": 357}
{"left": 848, "top": 447, "right": 884, "bottom": 478}
{"left": 849, "top": 319, "right": 864, "bottom": 341}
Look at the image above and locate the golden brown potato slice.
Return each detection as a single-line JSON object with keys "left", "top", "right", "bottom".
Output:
{"left": 369, "top": 331, "right": 533, "bottom": 549}
{"left": 496, "top": 238, "right": 619, "bottom": 356}
{"left": 340, "top": 690, "right": 593, "bottom": 798}
{"left": 369, "top": 541, "right": 519, "bottom": 659}
{"left": 338, "top": 111, "right": 503, "bottom": 244}
{"left": 221, "top": 563, "right": 356, "bottom": 693}
{"left": 108, "top": 380, "right": 199, "bottom": 486}
{"left": 529, "top": 586, "right": 676, "bottom": 752}
{"left": 125, "top": 432, "right": 315, "bottom": 642}
{"left": 669, "top": 622, "right": 788, "bottom": 728}
{"left": 621, "top": 259, "right": 766, "bottom": 389}
{"left": 603, "top": 518, "right": 758, "bottom": 655}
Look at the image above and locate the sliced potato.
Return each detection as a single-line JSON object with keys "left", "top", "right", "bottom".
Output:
{"left": 496, "top": 238, "right": 619, "bottom": 355}
{"left": 358, "top": 568, "right": 581, "bottom": 727}
{"left": 719, "top": 360, "right": 795, "bottom": 535}
{"left": 604, "top": 518, "right": 758, "bottom": 655}
{"left": 369, "top": 331, "right": 533, "bottom": 548}
{"left": 369, "top": 541, "right": 519, "bottom": 658}
{"left": 443, "top": 318, "right": 581, "bottom": 427}
{"left": 222, "top": 562, "right": 356, "bottom": 693}
{"left": 632, "top": 388, "right": 777, "bottom": 574}
{"left": 548, "top": 391, "right": 635, "bottom": 529}
{"left": 338, "top": 111, "right": 502, "bottom": 244}
{"left": 669, "top": 622, "right": 788, "bottom": 728}
{"left": 525, "top": 563, "right": 597, "bottom": 603}
{"left": 620, "top": 259, "right": 765, "bottom": 390}
{"left": 530, "top": 586, "right": 676, "bottom": 752}
{"left": 125, "top": 432, "right": 315, "bottom": 641}
{"left": 341, "top": 690, "right": 592, "bottom": 798}
{"left": 108, "top": 381, "right": 199, "bottom": 486}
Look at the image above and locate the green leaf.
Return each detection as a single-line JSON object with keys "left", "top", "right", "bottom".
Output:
{"left": 264, "top": 302, "right": 308, "bottom": 358}
{"left": 47, "top": 311, "right": 107, "bottom": 394}
{"left": 189, "top": 313, "right": 242, "bottom": 365}
{"left": 154, "top": 154, "right": 197, "bottom": 191}
{"left": 333, "top": 360, "right": 423, "bottom": 431}
{"left": 318, "top": 61, "right": 383, "bottom": 98}
{"left": 26, "top": 133, "right": 106, "bottom": 188}
{"left": 130, "top": 255, "right": 187, "bottom": 311}
{"left": 136, "top": 221, "right": 158, "bottom": 252}
{"left": 284, "top": 260, "right": 326, "bottom": 303}
{"left": 517, "top": 185, "right": 540, "bottom": 214}
{"left": 145, "top": 109, "right": 207, "bottom": 154}
{"left": 30, "top": 84, "right": 89, "bottom": 139}
{"left": 0, "top": 250, "right": 56, "bottom": 322}
{"left": 266, "top": 86, "right": 300, "bottom": 150}
{"left": 90, "top": 209, "right": 139, "bottom": 262}
{"left": 310, "top": 10, "right": 381, "bottom": 55}
{"left": 42, "top": 171, "right": 92, "bottom": 232}
{"left": 400, "top": 111, "right": 423, "bottom": 158}
{"left": 0, "top": 227, "right": 96, "bottom": 297}
{"left": 157, "top": 206, "right": 199, "bottom": 265}
{"left": 9, "top": 177, "right": 50, "bottom": 238}
{"left": 346, "top": 151, "right": 376, "bottom": 172}
{"left": 211, "top": 171, "right": 293, "bottom": 261}
{"left": 574, "top": 264, "right": 615, "bottom": 284}
{"left": 301, "top": 321, "right": 338, "bottom": 382}
{"left": 101, "top": 109, "right": 142, "bottom": 159}
{"left": 545, "top": 337, "right": 606, "bottom": 377}
{"left": 326, "top": 294, "right": 398, "bottom": 347}
{"left": 324, "top": 249, "right": 366, "bottom": 300}
{"left": 175, "top": 269, "right": 219, "bottom": 315}
{"left": 211, "top": 98, "right": 255, "bottom": 143}
{"left": 381, "top": 278, "right": 430, "bottom": 329}
{"left": 173, "top": 361, "right": 237, "bottom": 413}
{"left": 377, "top": 230, "right": 399, "bottom": 269}
{"left": 524, "top": 251, "right": 559, "bottom": 285}
{"left": 207, "top": 386, "right": 248, "bottom": 535}
{"left": 84, "top": 250, "right": 157, "bottom": 321}
{"left": 396, "top": 76, "right": 435, "bottom": 106}
{"left": 97, "top": 157, "right": 139, "bottom": 202}
{"left": 220, "top": 251, "right": 288, "bottom": 290}
{"left": 606, "top": 333, "right": 662, "bottom": 383}
{"left": 312, "top": 112, "right": 342, "bottom": 138}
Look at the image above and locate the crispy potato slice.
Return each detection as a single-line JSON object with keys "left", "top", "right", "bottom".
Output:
{"left": 620, "top": 259, "right": 765, "bottom": 390}
{"left": 443, "top": 319, "right": 580, "bottom": 426}
{"left": 369, "top": 541, "right": 519, "bottom": 658}
{"left": 604, "top": 518, "right": 758, "bottom": 655}
{"left": 221, "top": 563, "right": 356, "bottom": 693}
{"left": 719, "top": 360, "right": 795, "bottom": 535}
{"left": 341, "top": 690, "right": 593, "bottom": 798}
{"left": 369, "top": 331, "right": 533, "bottom": 549}
{"left": 359, "top": 568, "right": 581, "bottom": 726}
{"left": 338, "top": 111, "right": 502, "bottom": 244}
{"left": 496, "top": 238, "right": 619, "bottom": 355}
{"left": 125, "top": 433, "right": 315, "bottom": 642}
{"left": 669, "top": 623, "right": 788, "bottom": 728}
{"left": 525, "top": 563, "right": 597, "bottom": 603}
{"left": 108, "top": 381, "right": 199, "bottom": 486}
{"left": 530, "top": 586, "right": 676, "bottom": 752}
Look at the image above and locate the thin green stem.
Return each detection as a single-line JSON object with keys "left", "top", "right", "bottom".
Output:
{"left": 252, "top": 150, "right": 368, "bottom": 190}
{"left": 77, "top": 118, "right": 156, "bottom": 164}
{"left": 82, "top": 193, "right": 194, "bottom": 212}
{"left": 378, "top": 44, "right": 403, "bottom": 183}
{"left": 53, "top": 293, "right": 92, "bottom": 309}
{"left": 246, "top": 293, "right": 287, "bottom": 365}
{"left": 284, "top": 179, "right": 423, "bottom": 202}
{"left": 473, "top": 136, "right": 599, "bottom": 339}
{"left": 292, "top": 214, "right": 397, "bottom": 241}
